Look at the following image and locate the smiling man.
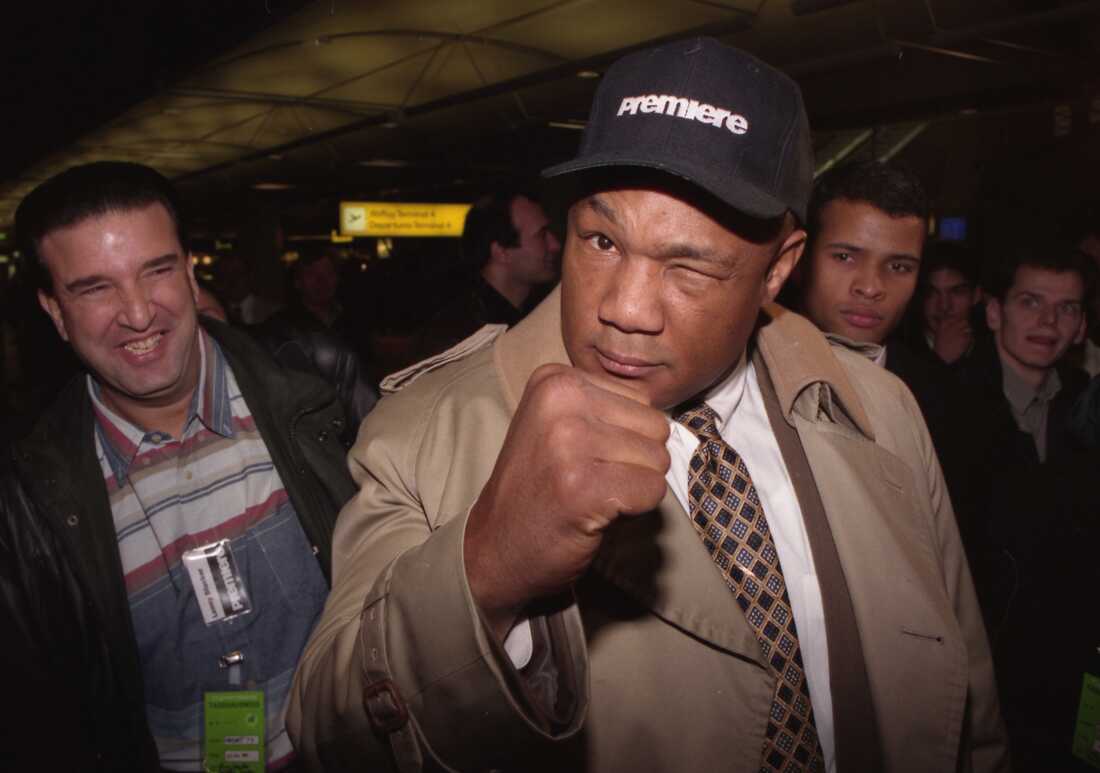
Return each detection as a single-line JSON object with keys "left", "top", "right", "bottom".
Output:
{"left": 967, "top": 241, "right": 1091, "bottom": 464}
{"left": 12, "top": 162, "right": 356, "bottom": 771}
{"left": 289, "top": 39, "right": 1005, "bottom": 773}
{"left": 944, "top": 238, "right": 1097, "bottom": 771}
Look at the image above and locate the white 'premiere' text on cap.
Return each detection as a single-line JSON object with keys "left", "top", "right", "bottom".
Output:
{"left": 616, "top": 94, "right": 750, "bottom": 135}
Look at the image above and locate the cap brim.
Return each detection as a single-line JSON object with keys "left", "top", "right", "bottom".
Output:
{"left": 542, "top": 152, "right": 788, "bottom": 221}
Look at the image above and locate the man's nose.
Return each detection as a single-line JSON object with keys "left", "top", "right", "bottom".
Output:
{"left": 852, "top": 264, "right": 884, "bottom": 300}
{"left": 116, "top": 284, "right": 155, "bottom": 330}
{"left": 932, "top": 292, "right": 948, "bottom": 316}
{"left": 597, "top": 259, "right": 663, "bottom": 334}
{"left": 546, "top": 230, "right": 562, "bottom": 256}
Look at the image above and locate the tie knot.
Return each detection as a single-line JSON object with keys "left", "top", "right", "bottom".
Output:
{"left": 675, "top": 403, "right": 721, "bottom": 442}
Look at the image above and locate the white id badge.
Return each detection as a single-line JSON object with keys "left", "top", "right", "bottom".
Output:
{"left": 182, "top": 539, "right": 253, "bottom": 625}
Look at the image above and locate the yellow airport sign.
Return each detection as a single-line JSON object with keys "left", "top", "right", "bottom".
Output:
{"left": 340, "top": 201, "right": 471, "bottom": 237}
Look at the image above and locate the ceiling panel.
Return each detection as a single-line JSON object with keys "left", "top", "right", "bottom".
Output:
{"left": 1, "top": 0, "right": 1098, "bottom": 230}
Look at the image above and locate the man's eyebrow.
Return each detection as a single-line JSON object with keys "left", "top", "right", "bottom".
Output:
{"left": 64, "top": 253, "right": 179, "bottom": 294}
{"left": 581, "top": 197, "right": 728, "bottom": 265}
{"left": 65, "top": 274, "right": 112, "bottom": 294}
{"left": 142, "top": 253, "right": 181, "bottom": 272}
{"left": 824, "top": 241, "right": 867, "bottom": 253}
{"left": 584, "top": 195, "right": 619, "bottom": 225}
{"left": 651, "top": 241, "right": 728, "bottom": 265}
{"left": 888, "top": 252, "right": 921, "bottom": 263}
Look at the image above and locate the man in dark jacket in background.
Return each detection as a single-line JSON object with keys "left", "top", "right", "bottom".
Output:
{"left": 11, "top": 162, "right": 356, "bottom": 771}
{"left": 947, "top": 237, "right": 1099, "bottom": 771}
{"left": 416, "top": 187, "right": 561, "bottom": 359}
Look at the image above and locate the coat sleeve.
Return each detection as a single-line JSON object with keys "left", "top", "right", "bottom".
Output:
{"left": 286, "top": 385, "right": 588, "bottom": 772}
{"left": 900, "top": 383, "right": 1011, "bottom": 773}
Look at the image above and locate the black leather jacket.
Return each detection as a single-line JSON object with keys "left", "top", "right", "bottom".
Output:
{"left": 252, "top": 310, "right": 378, "bottom": 443}
{"left": 9, "top": 318, "right": 357, "bottom": 770}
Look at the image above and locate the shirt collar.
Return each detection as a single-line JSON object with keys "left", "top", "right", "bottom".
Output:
{"left": 694, "top": 352, "right": 748, "bottom": 433}
{"left": 89, "top": 329, "right": 236, "bottom": 483}
{"left": 1001, "top": 362, "right": 1061, "bottom": 415}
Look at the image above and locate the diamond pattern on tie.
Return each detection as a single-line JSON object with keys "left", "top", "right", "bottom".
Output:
{"left": 676, "top": 404, "right": 824, "bottom": 773}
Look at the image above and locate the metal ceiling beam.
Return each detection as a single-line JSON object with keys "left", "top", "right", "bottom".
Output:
{"left": 199, "top": 28, "right": 568, "bottom": 76}
{"left": 927, "top": 1, "right": 1100, "bottom": 49}
{"left": 877, "top": 122, "right": 929, "bottom": 162}
{"left": 167, "top": 86, "right": 392, "bottom": 115}
{"left": 814, "top": 129, "right": 872, "bottom": 178}
{"left": 788, "top": 0, "right": 1100, "bottom": 77}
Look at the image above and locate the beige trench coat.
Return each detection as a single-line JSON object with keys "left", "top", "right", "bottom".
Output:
{"left": 288, "top": 287, "right": 1008, "bottom": 773}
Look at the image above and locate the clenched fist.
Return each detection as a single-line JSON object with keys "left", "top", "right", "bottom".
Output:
{"left": 464, "top": 363, "right": 671, "bottom": 641}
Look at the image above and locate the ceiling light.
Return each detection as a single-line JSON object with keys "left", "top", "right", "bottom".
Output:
{"left": 577, "top": 70, "right": 600, "bottom": 79}
{"left": 359, "top": 159, "right": 409, "bottom": 168}
{"left": 252, "top": 182, "right": 295, "bottom": 191}
{"left": 380, "top": 109, "right": 405, "bottom": 129}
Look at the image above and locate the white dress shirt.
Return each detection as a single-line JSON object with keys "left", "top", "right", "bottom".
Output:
{"left": 505, "top": 355, "right": 836, "bottom": 771}
{"left": 666, "top": 355, "right": 835, "bottom": 772}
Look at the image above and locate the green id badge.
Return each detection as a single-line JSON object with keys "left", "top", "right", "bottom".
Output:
{"left": 1073, "top": 673, "right": 1100, "bottom": 769}
{"left": 203, "top": 690, "right": 264, "bottom": 773}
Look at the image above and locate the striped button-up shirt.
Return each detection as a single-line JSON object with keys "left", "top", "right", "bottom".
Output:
{"left": 91, "top": 330, "right": 328, "bottom": 770}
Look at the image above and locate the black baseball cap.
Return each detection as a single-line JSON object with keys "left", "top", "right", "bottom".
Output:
{"left": 543, "top": 37, "right": 813, "bottom": 223}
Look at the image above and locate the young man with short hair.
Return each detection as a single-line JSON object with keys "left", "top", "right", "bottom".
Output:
{"left": 944, "top": 239, "right": 1098, "bottom": 771}
{"left": 919, "top": 241, "right": 983, "bottom": 364}
{"left": 788, "top": 160, "right": 959, "bottom": 425}
{"left": 975, "top": 241, "right": 1089, "bottom": 461}
{"left": 796, "top": 160, "right": 928, "bottom": 358}
{"left": 12, "top": 162, "right": 356, "bottom": 770}
{"left": 416, "top": 189, "right": 561, "bottom": 359}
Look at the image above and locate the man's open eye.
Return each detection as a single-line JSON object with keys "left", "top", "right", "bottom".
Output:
{"left": 588, "top": 233, "right": 615, "bottom": 251}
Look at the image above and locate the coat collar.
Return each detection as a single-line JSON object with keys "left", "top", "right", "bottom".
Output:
{"left": 493, "top": 286, "right": 874, "bottom": 441}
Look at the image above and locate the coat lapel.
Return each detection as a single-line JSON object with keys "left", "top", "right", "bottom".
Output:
{"left": 591, "top": 489, "right": 767, "bottom": 665}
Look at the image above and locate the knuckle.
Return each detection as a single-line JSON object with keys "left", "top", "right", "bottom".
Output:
{"left": 558, "top": 465, "right": 588, "bottom": 498}
{"left": 530, "top": 362, "right": 567, "bottom": 387}
{"left": 548, "top": 414, "right": 584, "bottom": 448}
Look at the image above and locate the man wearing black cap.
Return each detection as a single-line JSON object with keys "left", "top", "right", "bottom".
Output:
{"left": 289, "top": 38, "right": 1006, "bottom": 773}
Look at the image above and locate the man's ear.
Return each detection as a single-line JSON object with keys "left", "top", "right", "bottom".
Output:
{"left": 1073, "top": 314, "right": 1087, "bottom": 345}
{"left": 37, "top": 289, "right": 69, "bottom": 342}
{"left": 186, "top": 254, "right": 199, "bottom": 303}
{"left": 763, "top": 228, "right": 806, "bottom": 304}
{"left": 488, "top": 240, "right": 509, "bottom": 266}
{"left": 985, "top": 297, "right": 1003, "bottom": 333}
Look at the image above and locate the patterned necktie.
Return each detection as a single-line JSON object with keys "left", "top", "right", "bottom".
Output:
{"left": 676, "top": 403, "right": 824, "bottom": 773}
